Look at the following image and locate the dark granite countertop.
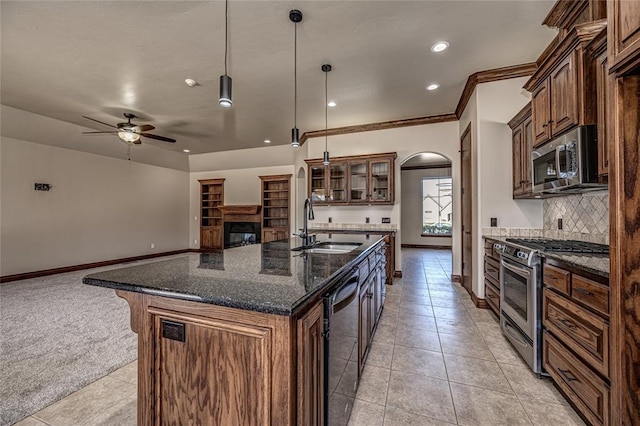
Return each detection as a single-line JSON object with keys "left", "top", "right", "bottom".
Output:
{"left": 483, "top": 236, "right": 609, "bottom": 278}
{"left": 83, "top": 234, "right": 384, "bottom": 316}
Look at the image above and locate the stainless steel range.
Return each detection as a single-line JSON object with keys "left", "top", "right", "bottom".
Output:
{"left": 493, "top": 241, "right": 543, "bottom": 374}
{"left": 494, "top": 238, "right": 610, "bottom": 375}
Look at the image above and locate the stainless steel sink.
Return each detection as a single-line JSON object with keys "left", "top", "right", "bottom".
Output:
{"left": 292, "top": 242, "right": 362, "bottom": 254}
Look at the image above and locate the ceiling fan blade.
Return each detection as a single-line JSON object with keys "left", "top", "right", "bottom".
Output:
{"left": 82, "top": 116, "right": 117, "bottom": 128}
{"left": 134, "top": 124, "right": 155, "bottom": 132}
{"left": 141, "top": 133, "right": 176, "bottom": 143}
{"left": 82, "top": 131, "right": 119, "bottom": 134}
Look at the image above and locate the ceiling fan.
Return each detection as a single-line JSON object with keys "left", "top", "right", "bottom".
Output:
{"left": 82, "top": 113, "right": 176, "bottom": 144}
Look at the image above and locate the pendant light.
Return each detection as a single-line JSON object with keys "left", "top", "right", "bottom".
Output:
{"left": 290, "top": 9, "right": 303, "bottom": 147}
{"left": 219, "top": 0, "right": 232, "bottom": 108}
{"left": 322, "top": 64, "right": 332, "bottom": 165}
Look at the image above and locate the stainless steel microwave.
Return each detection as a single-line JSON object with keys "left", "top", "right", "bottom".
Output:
{"left": 531, "top": 125, "right": 606, "bottom": 194}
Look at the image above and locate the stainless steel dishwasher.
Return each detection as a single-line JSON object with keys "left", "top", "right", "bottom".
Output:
{"left": 323, "top": 267, "right": 360, "bottom": 426}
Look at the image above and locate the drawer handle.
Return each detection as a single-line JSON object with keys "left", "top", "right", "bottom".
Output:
{"left": 574, "top": 287, "right": 594, "bottom": 296}
{"left": 487, "top": 267, "right": 496, "bottom": 273}
{"left": 487, "top": 294, "right": 496, "bottom": 299}
{"left": 558, "top": 368, "right": 578, "bottom": 382}
{"left": 558, "top": 318, "right": 576, "bottom": 329}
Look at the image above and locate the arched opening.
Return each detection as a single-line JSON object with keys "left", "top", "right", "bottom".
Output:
{"left": 400, "top": 152, "right": 453, "bottom": 249}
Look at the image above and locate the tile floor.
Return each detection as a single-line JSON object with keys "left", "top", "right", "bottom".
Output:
{"left": 15, "top": 248, "right": 585, "bottom": 426}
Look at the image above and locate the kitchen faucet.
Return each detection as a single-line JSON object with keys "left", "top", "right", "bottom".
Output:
{"left": 295, "top": 198, "right": 317, "bottom": 248}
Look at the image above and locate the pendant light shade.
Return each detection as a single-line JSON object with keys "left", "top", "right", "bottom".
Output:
{"left": 290, "top": 9, "right": 303, "bottom": 147}
{"left": 219, "top": 0, "right": 232, "bottom": 108}
{"left": 219, "top": 74, "right": 232, "bottom": 108}
{"left": 322, "top": 64, "right": 332, "bottom": 165}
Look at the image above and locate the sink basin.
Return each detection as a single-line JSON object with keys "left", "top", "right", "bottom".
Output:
{"left": 292, "top": 242, "right": 362, "bottom": 254}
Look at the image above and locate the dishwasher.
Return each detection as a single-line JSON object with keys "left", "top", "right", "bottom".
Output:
{"left": 323, "top": 267, "right": 360, "bottom": 426}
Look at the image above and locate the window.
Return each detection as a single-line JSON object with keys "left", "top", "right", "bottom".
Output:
{"left": 422, "top": 177, "right": 452, "bottom": 235}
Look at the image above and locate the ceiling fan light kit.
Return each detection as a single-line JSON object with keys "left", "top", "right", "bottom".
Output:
{"left": 219, "top": 0, "right": 233, "bottom": 108}
{"left": 290, "top": 9, "right": 303, "bottom": 148}
{"left": 81, "top": 113, "right": 176, "bottom": 146}
{"left": 322, "top": 63, "right": 332, "bottom": 166}
{"left": 118, "top": 131, "right": 140, "bottom": 143}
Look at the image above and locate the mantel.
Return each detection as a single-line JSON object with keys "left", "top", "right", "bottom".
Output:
{"left": 219, "top": 205, "right": 262, "bottom": 222}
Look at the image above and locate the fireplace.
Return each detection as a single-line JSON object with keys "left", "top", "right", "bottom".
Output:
{"left": 224, "top": 222, "right": 261, "bottom": 249}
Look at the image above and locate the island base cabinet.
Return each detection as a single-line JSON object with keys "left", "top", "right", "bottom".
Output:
{"left": 116, "top": 291, "right": 297, "bottom": 426}
{"left": 297, "top": 302, "right": 324, "bottom": 426}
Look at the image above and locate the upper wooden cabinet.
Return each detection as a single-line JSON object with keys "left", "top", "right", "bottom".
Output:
{"left": 588, "top": 27, "right": 611, "bottom": 180}
{"left": 508, "top": 104, "right": 535, "bottom": 199}
{"left": 199, "top": 178, "right": 225, "bottom": 250}
{"left": 608, "top": 0, "right": 640, "bottom": 76}
{"left": 525, "top": 21, "right": 606, "bottom": 147}
{"left": 306, "top": 152, "right": 396, "bottom": 205}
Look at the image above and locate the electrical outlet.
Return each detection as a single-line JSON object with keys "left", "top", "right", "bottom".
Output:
{"left": 365, "top": 217, "right": 370, "bottom": 224}
{"left": 557, "top": 218, "right": 563, "bottom": 230}
{"left": 328, "top": 217, "right": 332, "bottom": 223}
{"left": 381, "top": 217, "right": 391, "bottom": 224}
{"left": 490, "top": 218, "right": 497, "bottom": 227}
{"left": 150, "top": 243, "right": 155, "bottom": 249}
{"left": 34, "top": 183, "right": 51, "bottom": 191}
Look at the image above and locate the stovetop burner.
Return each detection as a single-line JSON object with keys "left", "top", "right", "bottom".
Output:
{"left": 506, "top": 238, "right": 609, "bottom": 255}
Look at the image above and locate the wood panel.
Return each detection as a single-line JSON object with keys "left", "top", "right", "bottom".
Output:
{"left": 532, "top": 80, "right": 552, "bottom": 146}
{"left": 484, "top": 280, "right": 500, "bottom": 316}
{"left": 544, "top": 263, "right": 571, "bottom": 295}
{"left": 571, "top": 275, "right": 610, "bottom": 316}
{"left": 550, "top": 52, "right": 579, "bottom": 136}
{"left": 609, "top": 74, "right": 640, "bottom": 425}
{"left": 460, "top": 124, "right": 472, "bottom": 296}
{"left": 608, "top": 0, "right": 640, "bottom": 76}
{"left": 512, "top": 125, "right": 524, "bottom": 196}
{"left": 297, "top": 302, "right": 324, "bottom": 426}
{"left": 153, "top": 313, "right": 271, "bottom": 425}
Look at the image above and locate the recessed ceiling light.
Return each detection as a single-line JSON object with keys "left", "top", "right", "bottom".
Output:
{"left": 327, "top": 101, "right": 337, "bottom": 107}
{"left": 184, "top": 78, "right": 198, "bottom": 87}
{"left": 431, "top": 41, "right": 449, "bottom": 53}
{"left": 183, "top": 149, "right": 190, "bottom": 153}
{"left": 426, "top": 83, "right": 440, "bottom": 91}
{"left": 264, "top": 139, "right": 271, "bottom": 144}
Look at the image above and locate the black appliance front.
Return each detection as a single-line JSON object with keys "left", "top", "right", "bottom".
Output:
{"left": 323, "top": 270, "right": 360, "bottom": 426}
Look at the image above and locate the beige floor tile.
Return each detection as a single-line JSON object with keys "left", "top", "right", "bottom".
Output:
{"left": 432, "top": 306, "right": 471, "bottom": 321}
{"left": 397, "top": 313, "right": 437, "bottom": 332}
{"left": 435, "top": 317, "right": 480, "bottom": 337}
{"left": 383, "top": 406, "right": 456, "bottom": 425}
{"left": 386, "top": 371, "right": 456, "bottom": 424}
{"left": 450, "top": 383, "right": 532, "bottom": 426}
{"left": 499, "top": 362, "right": 567, "bottom": 404}
{"left": 13, "top": 417, "right": 48, "bottom": 426}
{"left": 430, "top": 297, "right": 464, "bottom": 308}
{"left": 33, "top": 376, "right": 136, "bottom": 426}
{"left": 355, "top": 365, "right": 390, "bottom": 406}
{"left": 394, "top": 327, "right": 441, "bottom": 352}
{"left": 400, "top": 295, "right": 431, "bottom": 307}
{"left": 348, "top": 399, "right": 385, "bottom": 426}
{"left": 400, "top": 303, "right": 434, "bottom": 317}
{"left": 519, "top": 398, "right": 586, "bottom": 426}
{"left": 444, "top": 354, "right": 513, "bottom": 393}
{"left": 483, "top": 334, "right": 529, "bottom": 366}
{"left": 401, "top": 287, "right": 431, "bottom": 297}
{"left": 336, "top": 361, "right": 359, "bottom": 397}
{"left": 85, "top": 397, "right": 136, "bottom": 426}
{"left": 373, "top": 322, "right": 397, "bottom": 345}
{"left": 391, "top": 347, "right": 447, "bottom": 380}
{"left": 108, "top": 360, "right": 137, "bottom": 384}
{"left": 366, "top": 341, "right": 395, "bottom": 369}
{"left": 438, "top": 332, "right": 495, "bottom": 361}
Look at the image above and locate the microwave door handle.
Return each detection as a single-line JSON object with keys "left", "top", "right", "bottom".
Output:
{"left": 556, "top": 144, "right": 566, "bottom": 177}
{"left": 501, "top": 259, "right": 531, "bottom": 277}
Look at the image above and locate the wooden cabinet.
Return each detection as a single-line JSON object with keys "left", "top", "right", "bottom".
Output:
{"left": 297, "top": 302, "right": 324, "bottom": 426}
{"left": 542, "top": 261, "right": 610, "bottom": 425}
{"left": 589, "top": 28, "right": 611, "bottom": 179}
{"left": 260, "top": 174, "right": 291, "bottom": 243}
{"left": 608, "top": 0, "right": 640, "bottom": 76}
{"left": 306, "top": 152, "right": 396, "bottom": 205}
{"left": 199, "top": 179, "right": 225, "bottom": 250}
{"left": 358, "top": 273, "right": 374, "bottom": 374}
{"left": 508, "top": 104, "right": 534, "bottom": 198}
{"left": 483, "top": 238, "right": 501, "bottom": 317}
{"left": 525, "top": 21, "right": 606, "bottom": 147}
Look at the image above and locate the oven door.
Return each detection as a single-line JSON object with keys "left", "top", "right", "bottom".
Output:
{"left": 500, "top": 257, "right": 535, "bottom": 340}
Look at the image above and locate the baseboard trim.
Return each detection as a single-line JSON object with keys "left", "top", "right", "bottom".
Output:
{"left": 0, "top": 249, "right": 193, "bottom": 283}
{"left": 393, "top": 271, "right": 403, "bottom": 278}
{"left": 471, "top": 292, "right": 490, "bottom": 309}
{"left": 452, "top": 275, "right": 462, "bottom": 283}
{"left": 401, "top": 244, "right": 452, "bottom": 249}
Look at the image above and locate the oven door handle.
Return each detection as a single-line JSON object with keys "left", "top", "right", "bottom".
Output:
{"left": 501, "top": 259, "right": 531, "bottom": 277}
{"left": 502, "top": 319, "right": 530, "bottom": 348}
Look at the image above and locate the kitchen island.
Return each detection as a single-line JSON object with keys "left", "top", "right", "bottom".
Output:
{"left": 83, "top": 234, "right": 386, "bottom": 425}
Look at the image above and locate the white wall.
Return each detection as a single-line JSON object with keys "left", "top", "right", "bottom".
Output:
{"left": 189, "top": 165, "right": 296, "bottom": 248}
{"left": 401, "top": 167, "right": 453, "bottom": 247}
{"left": 459, "top": 78, "right": 543, "bottom": 298}
{"left": 1, "top": 137, "right": 190, "bottom": 275}
{"left": 304, "top": 121, "right": 461, "bottom": 274}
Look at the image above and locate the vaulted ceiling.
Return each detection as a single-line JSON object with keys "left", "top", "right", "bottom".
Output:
{"left": 1, "top": 1, "right": 556, "bottom": 160}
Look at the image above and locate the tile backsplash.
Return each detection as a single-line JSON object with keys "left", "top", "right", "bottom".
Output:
{"left": 482, "top": 191, "right": 609, "bottom": 245}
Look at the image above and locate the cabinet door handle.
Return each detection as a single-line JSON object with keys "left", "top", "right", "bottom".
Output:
{"left": 548, "top": 120, "right": 554, "bottom": 124}
{"left": 558, "top": 368, "right": 578, "bottom": 382}
{"left": 574, "top": 287, "right": 594, "bottom": 296}
{"left": 542, "top": 123, "right": 548, "bottom": 128}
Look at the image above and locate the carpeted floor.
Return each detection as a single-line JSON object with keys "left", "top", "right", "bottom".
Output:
{"left": 0, "top": 264, "right": 142, "bottom": 426}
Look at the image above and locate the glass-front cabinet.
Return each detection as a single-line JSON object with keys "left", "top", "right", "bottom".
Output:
{"left": 305, "top": 152, "right": 396, "bottom": 205}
